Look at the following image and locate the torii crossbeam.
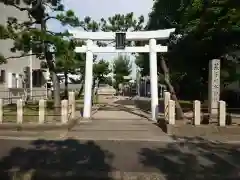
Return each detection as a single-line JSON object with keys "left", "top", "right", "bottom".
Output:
{"left": 69, "top": 28, "right": 175, "bottom": 121}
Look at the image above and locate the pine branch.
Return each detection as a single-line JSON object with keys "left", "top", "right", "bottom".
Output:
{"left": 8, "top": 0, "right": 43, "bottom": 12}
{"left": 11, "top": 4, "right": 29, "bottom": 11}
{"left": 5, "top": 53, "right": 40, "bottom": 60}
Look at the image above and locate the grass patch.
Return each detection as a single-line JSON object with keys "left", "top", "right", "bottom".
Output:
{"left": 2, "top": 95, "right": 103, "bottom": 123}
{"left": 3, "top": 103, "right": 61, "bottom": 124}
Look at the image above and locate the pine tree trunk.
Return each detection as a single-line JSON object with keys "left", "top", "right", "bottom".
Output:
{"left": 52, "top": 72, "right": 61, "bottom": 116}
{"left": 160, "top": 56, "right": 185, "bottom": 120}
{"left": 92, "top": 77, "right": 96, "bottom": 105}
{"left": 77, "top": 75, "right": 85, "bottom": 97}
{"left": 41, "top": 19, "right": 61, "bottom": 117}
{"left": 64, "top": 71, "right": 68, "bottom": 98}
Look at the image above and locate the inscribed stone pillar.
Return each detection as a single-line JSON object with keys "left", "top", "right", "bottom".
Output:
{"left": 68, "top": 91, "right": 76, "bottom": 119}
{"left": 208, "top": 59, "right": 220, "bottom": 115}
{"left": 164, "top": 91, "right": 171, "bottom": 121}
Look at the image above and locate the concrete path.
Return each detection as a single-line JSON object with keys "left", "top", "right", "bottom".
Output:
{"left": 68, "top": 118, "right": 171, "bottom": 142}
{"left": 66, "top": 97, "right": 172, "bottom": 142}
{"left": 92, "top": 109, "right": 144, "bottom": 120}
{"left": 70, "top": 105, "right": 170, "bottom": 141}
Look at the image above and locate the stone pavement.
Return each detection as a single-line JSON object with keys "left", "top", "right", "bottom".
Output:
{"left": 68, "top": 105, "right": 171, "bottom": 141}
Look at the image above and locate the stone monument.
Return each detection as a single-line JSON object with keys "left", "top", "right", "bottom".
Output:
{"left": 208, "top": 59, "right": 220, "bottom": 116}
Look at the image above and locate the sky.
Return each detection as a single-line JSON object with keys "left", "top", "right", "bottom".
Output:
{"left": 48, "top": 0, "right": 154, "bottom": 78}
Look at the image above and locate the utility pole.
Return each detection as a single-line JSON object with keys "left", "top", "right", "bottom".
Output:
{"left": 29, "top": 50, "right": 33, "bottom": 99}
{"left": 28, "top": 3, "right": 34, "bottom": 100}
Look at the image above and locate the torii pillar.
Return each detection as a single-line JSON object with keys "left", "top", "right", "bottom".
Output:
{"left": 69, "top": 28, "right": 175, "bottom": 121}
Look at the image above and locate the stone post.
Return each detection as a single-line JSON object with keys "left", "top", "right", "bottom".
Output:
{"left": 193, "top": 100, "right": 201, "bottom": 125}
{"left": 61, "top": 100, "right": 68, "bottom": 124}
{"left": 168, "top": 100, "right": 175, "bottom": 125}
{"left": 0, "top": 99, "right": 3, "bottom": 123}
{"left": 164, "top": 91, "right": 171, "bottom": 121}
{"left": 208, "top": 59, "right": 220, "bottom": 117}
{"left": 17, "top": 99, "right": 23, "bottom": 124}
{"left": 219, "top": 101, "right": 226, "bottom": 126}
{"left": 68, "top": 91, "right": 75, "bottom": 119}
{"left": 38, "top": 99, "right": 45, "bottom": 124}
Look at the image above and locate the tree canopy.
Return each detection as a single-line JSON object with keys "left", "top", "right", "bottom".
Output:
{"left": 0, "top": 0, "right": 145, "bottom": 107}
{"left": 136, "top": 0, "right": 240, "bottom": 100}
{"left": 93, "top": 59, "right": 110, "bottom": 84}
{"left": 113, "top": 55, "right": 131, "bottom": 88}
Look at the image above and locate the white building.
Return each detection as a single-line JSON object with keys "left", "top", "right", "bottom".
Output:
{"left": 0, "top": 2, "right": 47, "bottom": 103}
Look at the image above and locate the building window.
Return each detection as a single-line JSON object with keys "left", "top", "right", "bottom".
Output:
{"left": 0, "top": 70, "right": 5, "bottom": 83}
{"left": 33, "top": 69, "right": 43, "bottom": 87}
{"left": 18, "top": 74, "right": 23, "bottom": 88}
{"left": 12, "top": 73, "right": 17, "bottom": 88}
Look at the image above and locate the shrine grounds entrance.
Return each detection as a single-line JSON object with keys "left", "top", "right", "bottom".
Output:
{"left": 69, "top": 29, "right": 175, "bottom": 121}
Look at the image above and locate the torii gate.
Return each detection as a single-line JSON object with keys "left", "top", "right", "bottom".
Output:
{"left": 69, "top": 28, "right": 175, "bottom": 121}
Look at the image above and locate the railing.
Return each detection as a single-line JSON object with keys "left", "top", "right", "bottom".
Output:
{"left": 0, "top": 92, "right": 76, "bottom": 125}
{"left": 163, "top": 91, "right": 237, "bottom": 126}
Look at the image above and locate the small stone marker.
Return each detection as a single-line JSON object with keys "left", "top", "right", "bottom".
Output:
{"left": 39, "top": 99, "right": 45, "bottom": 124}
{"left": 194, "top": 100, "right": 201, "bottom": 125}
{"left": 168, "top": 100, "right": 175, "bottom": 125}
{"left": 61, "top": 100, "right": 68, "bottom": 124}
{"left": 219, "top": 101, "right": 226, "bottom": 126}
{"left": 17, "top": 99, "right": 23, "bottom": 124}
{"left": 164, "top": 91, "right": 171, "bottom": 121}
{"left": 68, "top": 91, "right": 75, "bottom": 119}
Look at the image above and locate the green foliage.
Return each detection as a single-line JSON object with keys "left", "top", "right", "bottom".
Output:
{"left": 0, "top": 0, "right": 81, "bottom": 62}
{"left": 54, "top": 40, "right": 85, "bottom": 74}
{"left": 93, "top": 59, "right": 110, "bottom": 84}
{"left": 0, "top": 0, "right": 145, "bottom": 70}
{"left": 135, "top": 53, "right": 149, "bottom": 76}
{"left": 113, "top": 55, "right": 131, "bottom": 87}
{"left": 101, "top": 12, "right": 144, "bottom": 32}
{"left": 138, "top": 0, "right": 240, "bottom": 99}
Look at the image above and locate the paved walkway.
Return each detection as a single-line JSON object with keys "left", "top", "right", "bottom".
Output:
{"left": 68, "top": 103, "right": 171, "bottom": 141}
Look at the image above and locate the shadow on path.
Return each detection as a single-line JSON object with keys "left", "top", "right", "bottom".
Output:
{"left": 139, "top": 136, "right": 240, "bottom": 180}
{"left": 0, "top": 139, "right": 114, "bottom": 180}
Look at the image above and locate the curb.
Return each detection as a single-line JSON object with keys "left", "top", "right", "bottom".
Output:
{"left": 6, "top": 169, "right": 239, "bottom": 180}
{"left": 0, "top": 135, "right": 240, "bottom": 144}
{"left": 0, "top": 123, "right": 68, "bottom": 131}
{"left": 0, "top": 117, "right": 81, "bottom": 131}
{"left": 165, "top": 123, "right": 240, "bottom": 136}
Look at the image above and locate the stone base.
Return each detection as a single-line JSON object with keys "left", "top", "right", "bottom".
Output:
{"left": 0, "top": 117, "right": 81, "bottom": 131}
{"left": 0, "top": 123, "right": 70, "bottom": 131}
{"left": 208, "top": 113, "right": 218, "bottom": 122}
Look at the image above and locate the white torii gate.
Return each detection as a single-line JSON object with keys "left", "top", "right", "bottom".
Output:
{"left": 69, "top": 28, "right": 175, "bottom": 121}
